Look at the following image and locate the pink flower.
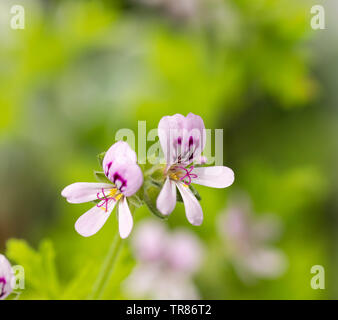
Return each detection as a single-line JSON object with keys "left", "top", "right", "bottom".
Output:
{"left": 61, "top": 141, "right": 143, "bottom": 239}
{"left": 124, "top": 220, "right": 204, "bottom": 299}
{"left": 218, "top": 203, "right": 287, "bottom": 283}
{"left": 0, "top": 254, "right": 14, "bottom": 300}
{"left": 156, "top": 113, "right": 234, "bottom": 225}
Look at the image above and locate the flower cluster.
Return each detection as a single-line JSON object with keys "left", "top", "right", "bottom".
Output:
{"left": 217, "top": 201, "right": 287, "bottom": 283}
{"left": 123, "top": 220, "right": 204, "bottom": 299}
{"left": 62, "top": 113, "right": 234, "bottom": 239}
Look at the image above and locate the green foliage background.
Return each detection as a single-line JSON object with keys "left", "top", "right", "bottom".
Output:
{"left": 0, "top": 0, "right": 337, "bottom": 299}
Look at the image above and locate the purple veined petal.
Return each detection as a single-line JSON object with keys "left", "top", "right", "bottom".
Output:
{"left": 75, "top": 199, "right": 117, "bottom": 237}
{"left": 158, "top": 113, "right": 205, "bottom": 165}
{"left": 61, "top": 182, "right": 113, "bottom": 204}
{"left": 176, "top": 182, "right": 203, "bottom": 226}
{"left": 106, "top": 162, "right": 143, "bottom": 197}
{"left": 191, "top": 166, "right": 234, "bottom": 188}
{"left": 184, "top": 113, "right": 206, "bottom": 162}
{"left": 156, "top": 177, "right": 177, "bottom": 215}
{"left": 0, "top": 254, "right": 14, "bottom": 300}
{"left": 103, "top": 141, "right": 138, "bottom": 178}
{"left": 118, "top": 197, "right": 133, "bottom": 239}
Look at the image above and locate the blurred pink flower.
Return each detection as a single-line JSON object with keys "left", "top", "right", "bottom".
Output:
{"left": 124, "top": 220, "right": 204, "bottom": 299}
{"left": 61, "top": 141, "right": 143, "bottom": 239}
{"left": 156, "top": 113, "right": 234, "bottom": 226}
{"left": 0, "top": 254, "right": 14, "bottom": 300}
{"left": 218, "top": 203, "right": 287, "bottom": 283}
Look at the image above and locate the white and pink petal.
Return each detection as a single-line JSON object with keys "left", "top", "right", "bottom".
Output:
{"left": 118, "top": 197, "right": 134, "bottom": 239}
{"left": 61, "top": 182, "right": 113, "bottom": 204}
{"left": 75, "top": 199, "right": 116, "bottom": 237}
{"left": 156, "top": 177, "right": 177, "bottom": 216}
{"left": 191, "top": 166, "right": 234, "bottom": 188}
{"left": 176, "top": 182, "right": 203, "bottom": 226}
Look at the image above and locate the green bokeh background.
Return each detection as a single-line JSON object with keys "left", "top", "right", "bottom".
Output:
{"left": 0, "top": 0, "right": 337, "bottom": 299}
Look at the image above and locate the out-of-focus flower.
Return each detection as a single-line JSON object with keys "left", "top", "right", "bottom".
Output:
{"left": 218, "top": 202, "right": 287, "bottom": 283}
{"left": 0, "top": 254, "right": 14, "bottom": 300}
{"left": 62, "top": 141, "right": 143, "bottom": 239}
{"left": 156, "top": 113, "right": 234, "bottom": 226}
{"left": 123, "top": 220, "right": 204, "bottom": 299}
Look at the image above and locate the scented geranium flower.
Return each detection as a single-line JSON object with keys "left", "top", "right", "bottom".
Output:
{"left": 156, "top": 113, "right": 234, "bottom": 225}
{"left": 123, "top": 220, "right": 204, "bottom": 299}
{"left": 218, "top": 203, "right": 287, "bottom": 283}
{"left": 0, "top": 254, "right": 14, "bottom": 300}
{"left": 61, "top": 141, "right": 143, "bottom": 239}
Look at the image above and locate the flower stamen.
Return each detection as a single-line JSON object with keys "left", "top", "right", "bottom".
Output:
{"left": 177, "top": 166, "right": 198, "bottom": 185}
{"left": 96, "top": 188, "right": 122, "bottom": 212}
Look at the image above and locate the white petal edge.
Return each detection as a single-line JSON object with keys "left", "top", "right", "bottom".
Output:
{"left": 192, "top": 166, "right": 234, "bottom": 188}
{"left": 118, "top": 197, "right": 134, "bottom": 239}
{"left": 61, "top": 182, "right": 113, "bottom": 204}
{"left": 75, "top": 200, "right": 116, "bottom": 237}
{"left": 156, "top": 177, "right": 177, "bottom": 215}
{"left": 176, "top": 182, "right": 203, "bottom": 226}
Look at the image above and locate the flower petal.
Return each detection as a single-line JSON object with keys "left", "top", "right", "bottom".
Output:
{"left": 102, "top": 142, "right": 143, "bottom": 197}
{"left": 118, "top": 197, "right": 134, "bottom": 239}
{"left": 176, "top": 182, "right": 203, "bottom": 226}
{"left": 75, "top": 200, "right": 116, "bottom": 237}
{"left": 158, "top": 113, "right": 205, "bottom": 165}
{"left": 0, "top": 254, "right": 13, "bottom": 300}
{"left": 103, "top": 141, "right": 137, "bottom": 169}
{"left": 156, "top": 177, "right": 177, "bottom": 215}
{"left": 108, "top": 162, "right": 143, "bottom": 197}
{"left": 191, "top": 166, "right": 234, "bottom": 188}
{"left": 61, "top": 182, "right": 113, "bottom": 203}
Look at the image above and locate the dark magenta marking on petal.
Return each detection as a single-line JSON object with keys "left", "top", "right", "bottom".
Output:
{"left": 113, "top": 172, "right": 127, "bottom": 192}
{"left": 105, "top": 161, "right": 113, "bottom": 177}
{"left": 0, "top": 277, "right": 7, "bottom": 298}
{"left": 177, "top": 136, "right": 182, "bottom": 145}
{"left": 189, "top": 136, "right": 194, "bottom": 146}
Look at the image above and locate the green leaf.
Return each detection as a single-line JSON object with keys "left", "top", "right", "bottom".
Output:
{"left": 61, "top": 262, "right": 96, "bottom": 300}
{"left": 97, "top": 151, "right": 106, "bottom": 167}
{"left": 94, "top": 171, "right": 111, "bottom": 184}
{"left": 6, "top": 239, "right": 60, "bottom": 299}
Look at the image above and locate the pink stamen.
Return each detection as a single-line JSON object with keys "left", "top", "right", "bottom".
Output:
{"left": 178, "top": 166, "right": 198, "bottom": 185}
{"left": 96, "top": 188, "right": 112, "bottom": 212}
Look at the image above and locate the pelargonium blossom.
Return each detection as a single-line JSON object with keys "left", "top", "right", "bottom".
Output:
{"left": 0, "top": 254, "right": 14, "bottom": 300}
{"left": 156, "top": 113, "right": 234, "bottom": 225}
{"left": 61, "top": 141, "right": 143, "bottom": 239}
{"left": 123, "top": 220, "right": 203, "bottom": 299}
{"left": 218, "top": 203, "right": 287, "bottom": 283}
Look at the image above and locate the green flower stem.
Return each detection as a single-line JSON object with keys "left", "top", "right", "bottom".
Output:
{"left": 88, "top": 233, "right": 123, "bottom": 300}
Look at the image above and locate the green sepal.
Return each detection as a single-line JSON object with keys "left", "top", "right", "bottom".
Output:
{"left": 189, "top": 184, "right": 202, "bottom": 201}
{"left": 143, "top": 180, "right": 168, "bottom": 220}
{"left": 127, "top": 194, "right": 143, "bottom": 208}
{"left": 97, "top": 152, "right": 106, "bottom": 167}
{"left": 94, "top": 171, "right": 111, "bottom": 184}
{"left": 176, "top": 184, "right": 201, "bottom": 202}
